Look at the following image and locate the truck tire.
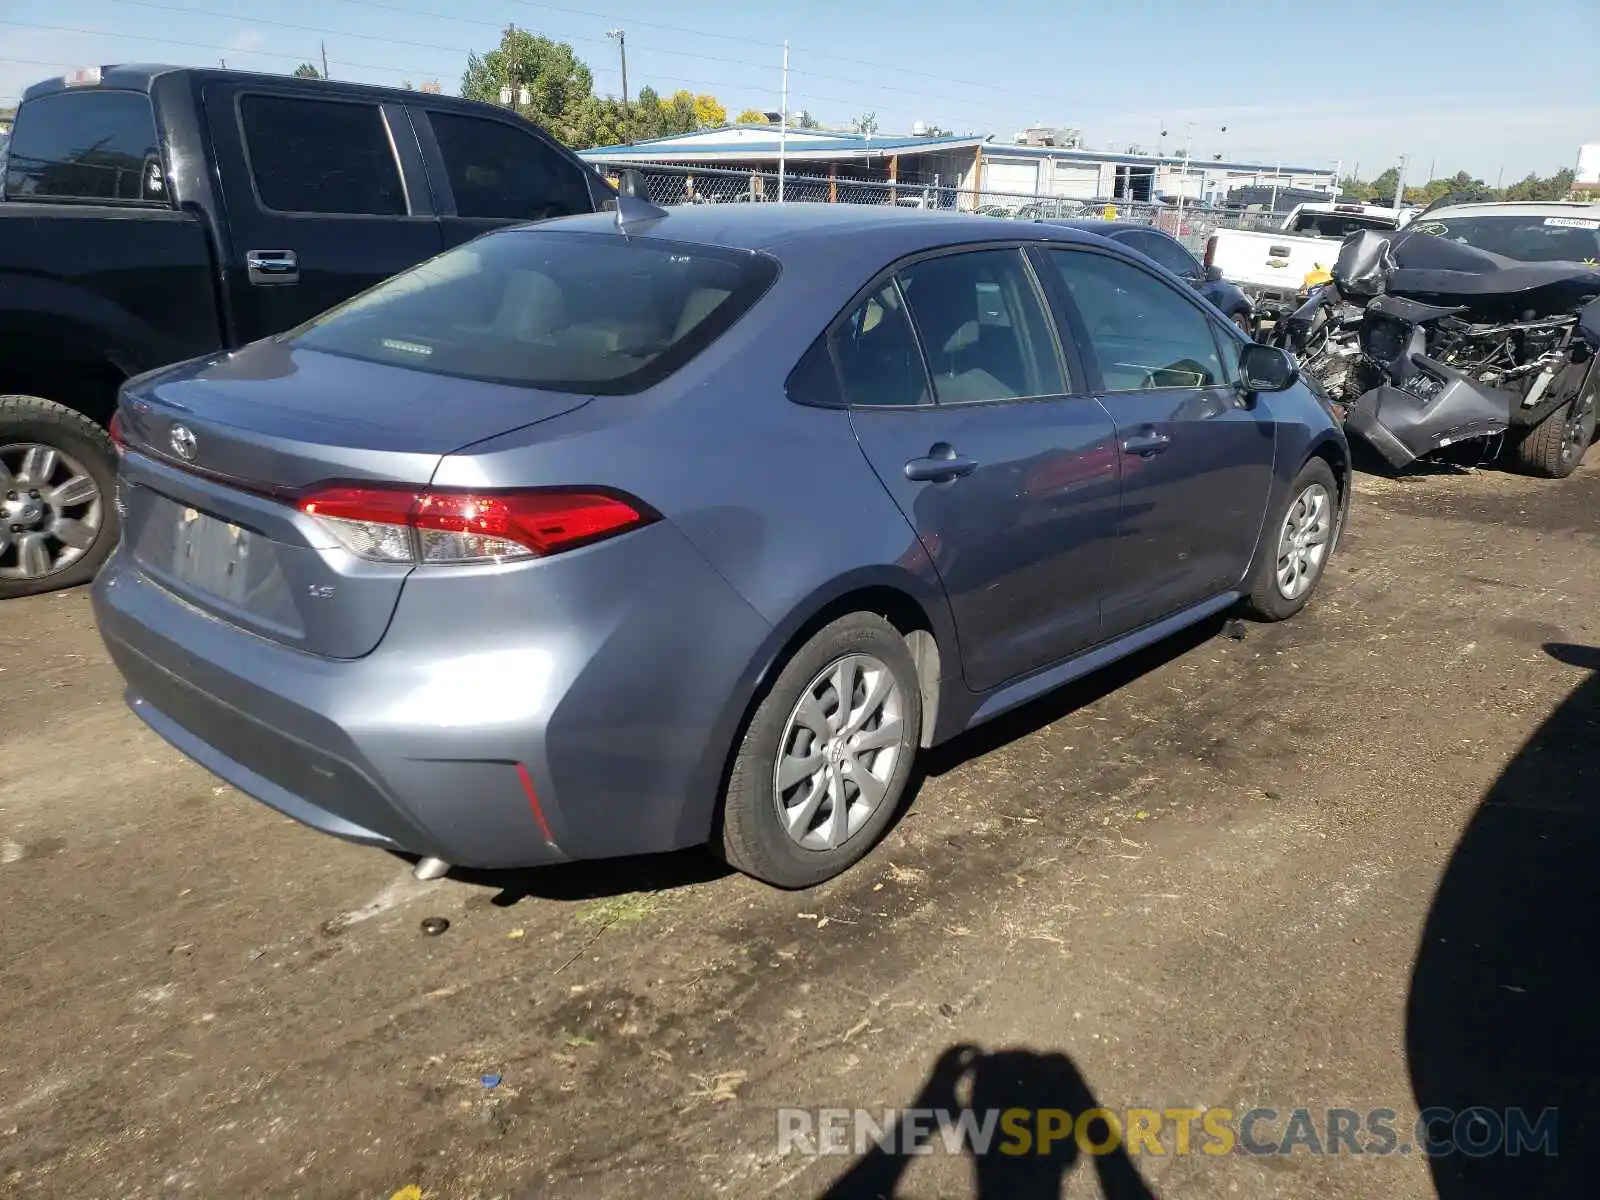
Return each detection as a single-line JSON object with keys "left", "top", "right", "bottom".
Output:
{"left": 1505, "top": 388, "right": 1597, "bottom": 480}
{"left": 0, "top": 395, "right": 120, "bottom": 600}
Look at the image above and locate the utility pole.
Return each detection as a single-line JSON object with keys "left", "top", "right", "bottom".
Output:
{"left": 606, "top": 29, "right": 627, "bottom": 107}
{"left": 1175, "top": 122, "right": 1193, "bottom": 225}
{"left": 778, "top": 41, "right": 789, "bottom": 203}
{"left": 321, "top": 40, "right": 328, "bottom": 79}
{"left": 1393, "top": 153, "right": 1408, "bottom": 210}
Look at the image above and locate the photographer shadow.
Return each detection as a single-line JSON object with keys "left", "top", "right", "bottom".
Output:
{"left": 1407, "top": 642, "right": 1600, "bottom": 1196}
{"left": 819, "top": 1044, "right": 1158, "bottom": 1200}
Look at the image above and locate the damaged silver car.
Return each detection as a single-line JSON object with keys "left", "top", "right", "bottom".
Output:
{"left": 1280, "top": 201, "right": 1600, "bottom": 478}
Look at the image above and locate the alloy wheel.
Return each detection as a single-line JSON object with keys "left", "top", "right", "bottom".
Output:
{"left": 772, "top": 654, "right": 906, "bottom": 851}
{"left": 0, "top": 442, "right": 104, "bottom": 583}
{"left": 1275, "top": 482, "right": 1332, "bottom": 601}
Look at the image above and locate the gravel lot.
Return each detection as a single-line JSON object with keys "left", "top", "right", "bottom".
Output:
{"left": 2, "top": 457, "right": 1597, "bottom": 1199}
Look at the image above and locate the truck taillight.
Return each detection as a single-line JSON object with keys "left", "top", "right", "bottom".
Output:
{"left": 108, "top": 411, "right": 126, "bottom": 455}
{"left": 296, "top": 485, "right": 655, "bottom": 565}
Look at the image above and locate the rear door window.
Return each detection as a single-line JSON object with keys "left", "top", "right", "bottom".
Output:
{"left": 895, "top": 248, "right": 1066, "bottom": 403}
{"left": 239, "top": 94, "right": 406, "bottom": 215}
{"left": 2, "top": 90, "right": 165, "bottom": 203}
{"left": 425, "top": 111, "right": 593, "bottom": 220}
{"left": 290, "top": 229, "right": 778, "bottom": 393}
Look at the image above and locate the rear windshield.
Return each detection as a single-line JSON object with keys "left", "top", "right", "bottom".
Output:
{"left": 290, "top": 229, "right": 779, "bottom": 393}
{"left": 1287, "top": 211, "right": 1397, "bottom": 238}
{"left": 1408, "top": 214, "right": 1600, "bottom": 264}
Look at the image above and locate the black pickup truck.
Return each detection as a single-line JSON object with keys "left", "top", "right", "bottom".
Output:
{"left": 0, "top": 64, "right": 610, "bottom": 598}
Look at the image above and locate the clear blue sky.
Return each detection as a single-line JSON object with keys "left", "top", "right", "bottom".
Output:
{"left": 4, "top": 0, "right": 1597, "bottom": 181}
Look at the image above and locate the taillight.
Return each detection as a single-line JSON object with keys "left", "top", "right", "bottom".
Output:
{"left": 296, "top": 485, "right": 654, "bottom": 565}
{"left": 108, "top": 411, "right": 126, "bottom": 455}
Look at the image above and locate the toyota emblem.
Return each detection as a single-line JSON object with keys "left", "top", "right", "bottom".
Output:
{"left": 169, "top": 424, "right": 197, "bottom": 462}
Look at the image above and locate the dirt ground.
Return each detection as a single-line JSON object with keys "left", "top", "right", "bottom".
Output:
{"left": 2, "top": 455, "right": 1598, "bottom": 1200}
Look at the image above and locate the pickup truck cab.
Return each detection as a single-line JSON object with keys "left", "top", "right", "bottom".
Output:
{"left": 0, "top": 64, "right": 609, "bottom": 598}
{"left": 1203, "top": 201, "right": 1416, "bottom": 332}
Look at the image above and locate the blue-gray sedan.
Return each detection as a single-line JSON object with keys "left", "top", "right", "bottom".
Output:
{"left": 93, "top": 204, "right": 1349, "bottom": 888}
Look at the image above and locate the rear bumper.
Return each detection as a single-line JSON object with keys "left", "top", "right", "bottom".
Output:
{"left": 92, "top": 521, "right": 774, "bottom": 870}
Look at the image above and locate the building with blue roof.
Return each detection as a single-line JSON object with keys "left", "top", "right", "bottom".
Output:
{"left": 579, "top": 124, "right": 1337, "bottom": 209}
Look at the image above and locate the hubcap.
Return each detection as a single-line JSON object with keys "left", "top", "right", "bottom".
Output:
{"left": 0, "top": 443, "right": 104, "bottom": 582}
{"left": 773, "top": 654, "right": 906, "bottom": 852}
{"left": 1275, "top": 482, "right": 1332, "bottom": 601}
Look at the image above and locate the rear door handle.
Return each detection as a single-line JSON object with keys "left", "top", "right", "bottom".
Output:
{"left": 1121, "top": 430, "right": 1172, "bottom": 457}
{"left": 246, "top": 250, "right": 299, "bottom": 286}
{"left": 904, "top": 443, "right": 978, "bottom": 483}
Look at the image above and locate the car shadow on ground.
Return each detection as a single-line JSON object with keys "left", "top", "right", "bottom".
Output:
{"left": 1406, "top": 641, "right": 1600, "bottom": 1196}
{"left": 816, "top": 1043, "right": 1158, "bottom": 1200}
{"left": 440, "top": 612, "right": 1235, "bottom": 906}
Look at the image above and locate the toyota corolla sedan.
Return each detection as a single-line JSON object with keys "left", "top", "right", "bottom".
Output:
{"left": 93, "top": 204, "right": 1349, "bottom": 889}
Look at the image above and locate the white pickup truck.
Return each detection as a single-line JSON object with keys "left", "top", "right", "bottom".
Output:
{"left": 1203, "top": 202, "right": 1417, "bottom": 330}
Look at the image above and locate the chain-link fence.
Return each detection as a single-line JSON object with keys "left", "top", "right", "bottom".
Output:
{"left": 601, "top": 163, "right": 1290, "bottom": 254}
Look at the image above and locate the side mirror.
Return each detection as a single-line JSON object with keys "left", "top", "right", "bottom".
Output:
{"left": 1205, "top": 263, "right": 1224, "bottom": 283}
{"left": 617, "top": 169, "right": 648, "bottom": 198}
{"left": 1238, "top": 343, "right": 1298, "bottom": 393}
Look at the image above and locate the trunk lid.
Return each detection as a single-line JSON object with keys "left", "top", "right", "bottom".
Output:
{"left": 117, "top": 339, "right": 592, "bottom": 658}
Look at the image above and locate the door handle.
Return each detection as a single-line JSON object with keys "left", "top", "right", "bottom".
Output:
{"left": 246, "top": 250, "right": 299, "bottom": 286}
{"left": 1121, "top": 430, "right": 1172, "bottom": 457}
{"left": 904, "top": 443, "right": 978, "bottom": 483}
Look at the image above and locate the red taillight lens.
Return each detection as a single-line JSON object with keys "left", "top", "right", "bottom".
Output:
{"left": 108, "top": 411, "right": 126, "bottom": 454}
{"left": 297, "top": 485, "right": 652, "bottom": 565}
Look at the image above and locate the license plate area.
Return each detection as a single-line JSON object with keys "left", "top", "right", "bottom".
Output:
{"left": 174, "top": 507, "right": 255, "bottom": 605}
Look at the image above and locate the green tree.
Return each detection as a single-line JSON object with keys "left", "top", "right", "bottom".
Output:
{"left": 659, "top": 89, "right": 700, "bottom": 135}
{"left": 569, "top": 95, "right": 632, "bottom": 150}
{"left": 631, "top": 85, "right": 666, "bottom": 139}
{"left": 795, "top": 110, "right": 822, "bottom": 130}
{"left": 1503, "top": 167, "right": 1577, "bottom": 201}
{"left": 852, "top": 111, "right": 880, "bottom": 135}
{"left": 292, "top": 62, "right": 321, "bottom": 79}
{"left": 461, "top": 25, "right": 594, "bottom": 145}
{"left": 1367, "top": 167, "right": 1401, "bottom": 202}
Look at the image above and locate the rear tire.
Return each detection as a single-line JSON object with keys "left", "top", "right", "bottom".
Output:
{"left": 0, "top": 395, "right": 120, "bottom": 601}
{"left": 1244, "top": 457, "right": 1339, "bottom": 621}
{"left": 1505, "top": 387, "right": 1596, "bottom": 479}
{"left": 719, "top": 613, "right": 922, "bottom": 889}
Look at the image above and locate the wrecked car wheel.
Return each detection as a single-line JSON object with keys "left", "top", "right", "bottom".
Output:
{"left": 1507, "top": 389, "right": 1597, "bottom": 479}
{"left": 1244, "top": 458, "right": 1339, "bottom": 622}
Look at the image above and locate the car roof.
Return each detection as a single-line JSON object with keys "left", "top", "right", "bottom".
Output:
{"left": 1043, "top": 220, "right": 1159, "bottom": 238}
{"left": 1424, "top": 200, "right": 1600, "bottom": 221}
{"left": 527, "top": 203, "right": 1116, "bottom": 256}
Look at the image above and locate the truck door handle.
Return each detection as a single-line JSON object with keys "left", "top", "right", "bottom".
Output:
{"left": 246, "top": 250, "right": 299, "bottom": 286}
{"left": 1121, "top": 430, "right": 1172, "bottom": 457}
{"left": 904, "top": 443, "right": 978, "bottom": 483}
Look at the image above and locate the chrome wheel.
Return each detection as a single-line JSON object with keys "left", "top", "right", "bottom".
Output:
{"left": 1275, "top": 481, "right": 1332, "bottom": 601}
{"left": 0, "top": 442, "right": 104, "bottom": 583}
{"left": 773, "top": 653, "right": 906, "bottom": 851}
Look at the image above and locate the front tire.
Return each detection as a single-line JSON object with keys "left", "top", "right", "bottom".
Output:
{"left": 0, "top": 395, "right": 119, "bottom": 600}
{"left": 1244, "top": 458, "right": 1339, "bottom": 621}
{"left": 1505, "top": 387, "right": 1596, "bottom": 479}
{"left": 719, "top": 613, "right": 922, "bottom": 889}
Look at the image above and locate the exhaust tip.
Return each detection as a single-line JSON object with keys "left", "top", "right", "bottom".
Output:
{"left": 413, "top": 856, "right": 451, "bottom": 882}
